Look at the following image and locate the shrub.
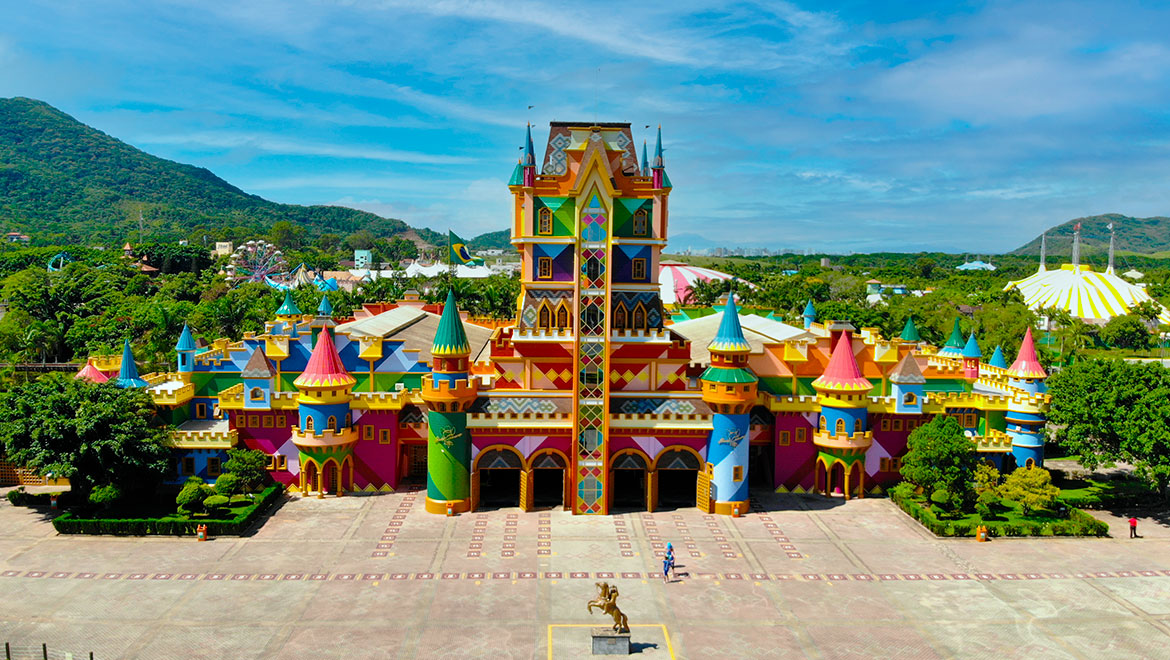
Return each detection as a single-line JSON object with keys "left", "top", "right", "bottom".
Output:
{"left": 214, "top": 473, "right": 241, "bottom": 497}
{"left": 203, "top": 494, "right": 230, "bottom": 515}
{"left": 1001, "top": 467, "right": 1060, "bottom": 515}
{"left": 88, "top": 484, "right": 122, "bottom": 507}
{"left": 176, "top": 478, "right": 213, "bottom": 514}
{"left": 53, "top": 484, "right": 282, "bottom": 536}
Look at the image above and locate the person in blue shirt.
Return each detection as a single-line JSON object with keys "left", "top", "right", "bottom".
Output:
{"left": 662, "top": 543, "right": 675, "bottom": 582}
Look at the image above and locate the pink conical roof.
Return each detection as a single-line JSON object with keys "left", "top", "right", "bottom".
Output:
{"left": 293, "top": 330, "right": 356, "bottom": 389}
{"left": 1008, "top": 327, "right": 1047, "bottom": 379}
{"left": 75, "top": 360, "right": 109, "bottom": 384}
{"left": 812, "top": 333, "right": 873, "bottom": 393}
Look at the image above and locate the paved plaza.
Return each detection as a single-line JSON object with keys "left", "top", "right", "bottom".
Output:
{"left": 3, "top": 491, "right": 1170, "bottom": 659}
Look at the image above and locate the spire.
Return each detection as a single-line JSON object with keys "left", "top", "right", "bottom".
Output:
{"left": 989, "top": 345, "right": 1007, "bottom": 369}
{"left": 276, "top": 289, "right": 301, "bottom": 317}
{"left": 175, "top": 324, "right": 196, "bottom": 351}
{"left": 1072, "top": 222, "right": 1082, "bottom": 273}
{"left": 708, "top": 296, "right": 751, "bottom": 353}
{"left": 961, "top": 333, "right": 982, "bottom": 359}
{"left": 899, "top": 317, "right": 921, "bottom": 342}
{"left": 1038, "top": 233, "right": 1047, "bottom": 272}
{"left": 1008, "top": 327, "right": 1047, "bottom": 379}
{"left": 1107, "top": 222, "right": 1116, "bottom": 275}
{"left": 317, "top": 294, "right": 333, "bottom": 317}
{"left": 640, "top": 139, "right": 649, "bottom": 176}
{"left": 116, "top": 339, "right": 147, "bottom": 388}
{"left": 294, "top": 329, "right": 356, "bottom": 388}
{"left": 812, "top": 332, "right": 872, "bottom": 392}
{"left": 523, "top": 123, "right": 535, "bottom": 167}
{"left": 432, "top": 290, "right": 471, "bottom": 357}
{"left": 653, "top": 125, "right": 663, "bottom": 169}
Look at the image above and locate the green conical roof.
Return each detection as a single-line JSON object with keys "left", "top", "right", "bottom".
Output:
{"left": 900, "top": 317, "right": 921, "bottom": 342}
{"left": 708, "top": 296, "right": 751, "bottom": 353}
{"left": 508, "top": 161, "right": 524, "bottom": 186}
{"left": 945, "top": 317, "right": 964, "bottom": 347}
{"left": 432, "top": 290, "right": 470, "bottom": 357}
{"left": 276, "top": 290, "right": 301, "bottom": 316}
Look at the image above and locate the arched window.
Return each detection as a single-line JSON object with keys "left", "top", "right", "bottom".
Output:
{"left": 835, "top": 419, "right": 846, "bottom": 435}
{"left": 632, "top": 303, "right": 646, "bottom": 330}
{"left": 538, "top": 303, "right": 552, "bottom": 330}
{"left": 613, "top": 303, "right": 628, "bottom": 330}
{"left": 1025, "top": 458, "right": 1036, "bottom": 469}
{"left": 819, "top": 416, "right": 827, "bottom": 430}
{"left": 902, "top": 392, "right": 917, "bottom": 405}
{"left": 345, "top": 413, "right": 351, "bottom": 427}
{"left": 538, "top": 208, "right": 553, "bottom": 235}
{"left": 556, "top": 303, "right": 569, "bottom": 329}
{"left": 305, "top": 416, "right": 314, "bottom": 431}
{"left": 854, "top": 418, "right": 862, "bottom": 432}
{"left": 327, "top": 416, "right": 337, "bottom": 432}
{"left": 250, "top": 387, "right": 264, "bottom": 401}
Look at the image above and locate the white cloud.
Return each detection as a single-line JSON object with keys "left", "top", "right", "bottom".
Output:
{"left": 134, "top": 131, "right": 474, "bottom": 165}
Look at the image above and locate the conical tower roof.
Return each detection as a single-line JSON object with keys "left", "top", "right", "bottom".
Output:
{"left": 812, "top": 333, "right": 873, "bottom": 392}
{"left": 277, "top": 290, "right": 301, "bottom": 317}
{"left": 708, "top": 297, "right": 751, "bottom": 353}
{"left": 937, "top": 317, "right": 965, "bottom": 355}
{"left": 802, "top": 299, "right": 816, "bottom": 319}
{"left": 175, "top": 324, "right": 196, "bottom": 351}
{"left": 116, "top": 339, "right": 147, "bottom": 388}
{"left": 1008, "top": 327, "right": 1047, "bottom": 378}
{"left": 317, "top": 294, "right": 333, "bottom": 317}
{"left": 432, "top": 290, "right": 471, "bottom": 357}
{"left": 989, "top": 345, "right": 1007, "bottom": 369}
{"left": 241, "top": 347, "right": 277, "bottom": 379}
{"left": 900, "top": 317, "right": 921, "bottom": 342}
{"left": 76, "top": 360, "right": 109, "bottom": 384}
{"left": 523, "top": 123, "right": 535, "bottom": 166}
{"left": 961, "top": 333, "right": 982, "bottom": 359}
{"left": 294, "top": 329, "right": 356, "bottom": 388}
{"left": 640, "top": 140, "right": 649, "bottom": 176}
{"left": 508, "top": 160, "right": 524, "bottom": 186}
{"left": 889, "top": 354, "right": 926, "bottom": 384}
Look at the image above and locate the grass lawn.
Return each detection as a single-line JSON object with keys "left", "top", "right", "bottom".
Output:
{"left": 891, "top": 488, "right": 1108, "bottom": 537}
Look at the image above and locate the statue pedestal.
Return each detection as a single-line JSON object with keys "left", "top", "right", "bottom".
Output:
{"left": 591, "top": 628, "right": 631, "bottom": 655}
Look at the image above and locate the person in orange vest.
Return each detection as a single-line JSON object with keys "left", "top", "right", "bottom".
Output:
{"left": 1129, "top": 516, "right": 1139, "bottom": 539}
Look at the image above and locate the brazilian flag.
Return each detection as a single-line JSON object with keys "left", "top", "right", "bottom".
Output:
{"left": 449, "top": 231, "right": 485, "bottom": 266}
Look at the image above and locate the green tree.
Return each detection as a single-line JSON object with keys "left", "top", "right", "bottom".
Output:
{"left": 1048, "top": 359, "right": 1170, "bottom": 489}
{"left": 900, "top": 415, "right": 979, "bottom": 507}
{"left": 998, "top": 467, "right": 1060, "bottom": 515}
{"left": 1100, "top": 315, "right": 1150, "bottom": 350}
{"left": 214, "top": 472, "right": 241, "bottom": 497}
{"left": 0, "top": 374, "right": 170, "bottom": 501}
{"left": 268, "top": 221, "right": 306, "bottom": 250}
{"left": 224, "top": 447, "right": 269, "bottom": 493}
{"left": 176, "top": 476, "right": 213, "bottom": 513}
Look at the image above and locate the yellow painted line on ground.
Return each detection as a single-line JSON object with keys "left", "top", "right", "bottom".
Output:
{"left": 547, "top": 624, "right": 675, "bottom": 660}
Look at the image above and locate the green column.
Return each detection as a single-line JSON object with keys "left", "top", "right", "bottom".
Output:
{"left": 426, "top": 409, "right": 470, "bottom": 505}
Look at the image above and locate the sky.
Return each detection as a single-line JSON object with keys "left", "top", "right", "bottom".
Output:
{"left": 2, "top": 1, "right": 1169, "bottom": 254}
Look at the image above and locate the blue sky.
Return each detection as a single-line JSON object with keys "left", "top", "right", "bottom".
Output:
{"left": 2, "top": 1, "right": 1169, "bottom": 253}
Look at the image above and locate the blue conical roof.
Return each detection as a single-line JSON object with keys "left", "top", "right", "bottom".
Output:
{"left": 708, "top": 297, "right": 751, "bottom": 353}
{"left": 175, "top": 324, "right": 195, "bottom": 351}
{"left": 116, "top": 339, "right": 147, "bottom": 388}
{"left": 802, "top": 299, "right": 816, "bottom": 319}
{"left": 317, "top": 294, "right": 333, "bottom": 316}
{"left": 653, "top": 125, "right": 664, "bottom": 168}
{"left": 989, "top": 345, "right": 1007, "bottom": 368}
{"left": 961, "top": 333, "right": 982, "bottom": 359}
{"left": 641, "top": 140, "right": 649, "bottom": 176}
{"left": 276, "top": 290, "right": 301, "bottom": 316}
{"left": 523, "top": 123, "right": 535, "bottom": 166}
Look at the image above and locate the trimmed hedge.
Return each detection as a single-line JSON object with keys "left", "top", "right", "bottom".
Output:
{"left": 890, "top": 485, "right": 1108, "bottom": 537}
{"left": 6, "top": 488, "right": 70, "bottom": 507}
{"left": 52, "top": 485, "right": 282, "bottom": 536}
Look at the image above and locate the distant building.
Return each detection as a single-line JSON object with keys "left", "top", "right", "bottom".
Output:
{"left": 214, "top": 242, "right": 234, "bottom": 257}
{"left": 956, "top": 260, "right": 997, "bottom": 271}
{"left": 354, "top": 249, "right": 373, "bottom": 269}
{"left": 5, "top": 232, "right": 30, "bottom": 244}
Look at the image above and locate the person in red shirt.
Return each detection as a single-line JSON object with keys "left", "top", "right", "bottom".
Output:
{"left": 1128, "top": 516, "right": 1138, "bottom": 539}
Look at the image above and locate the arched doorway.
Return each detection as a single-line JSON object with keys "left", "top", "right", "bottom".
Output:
{"left": 530, "top": 451, "right": 568, "bottom": 510}
{"left": 609, "top": 451, "right": 649, "bottom": 512}
{"left": 830, "top": 462, "right": 845, "bottom": 496}
{"left": 814, "top": 458, "right": 828, "bottom": 496}
{"left": 655, "top": 448, "right": 701, "bottom": 511}
{"left": 844, "top": 461, "right": 865, "bottom": 500}
{"left": 302, "top": 460, "right": 319, "bottom": 495}
{"left": 475, "top": 447, "right": 523, "bottom": 510}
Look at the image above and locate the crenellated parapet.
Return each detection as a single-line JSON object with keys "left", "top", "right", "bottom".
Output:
{"left": 291, "top": 426, "right": 358, "bottom": 449}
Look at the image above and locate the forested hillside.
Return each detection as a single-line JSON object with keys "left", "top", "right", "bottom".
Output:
{"left": 1013, "top": 214, "right": 1170, "bottom": 257}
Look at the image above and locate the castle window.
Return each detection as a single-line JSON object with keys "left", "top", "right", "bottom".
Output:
{"left": 248, "top": 415, "right": 260, "bottom": 428}
{"left": 538, "top": 303, "right": 552, "bottom": 330}
{"left": 379, "top": 429, "right": 392, "bottom": 444}
{"left": 796, "top": 427, "right": 807, "bottom": 442}
{"left": 250, "top": 387, "right": 264, "bottom": 401}
{"left": 819, "top": 417, "right": 827, "bottom": 431}
{"left": 835, "top": 419, "right": 845, "bottom": 435}
{"left": 363, "top": 425, "right": 374, "bottom": 441}
{"left": 893, "top": 419, "right": 904, "bottom": 431}
{"left": 345, "top": 413, "right": 352, "bottom": 427}
{"left": 327, "top": 416, "right": 337, "bottom": 432}
{"left": 195, "top": 403, "right": 207, "bottom": 419}
{"left": 262, "top": 415, "right": 274, "bottom": 428}
{"left": 181, "top": 457, "right": 195, "bottom": 476}
{"left": 854, "top": 418, "right": 862, "bottom": 432}
{"left": 881, "top": 418, "right": 891, "bottom": 432}
{"left": 538, "top": 257, "right": 553, "bottom": 280}
{"left": 1025, "top": 458, "right": 1036, "bottom": 469}
{"left": 778, "top": 431, "right": 790, "bottom": 446}
{"left": 538, "top": 208, "right": 553, "bottom": 235}
{"left": 632, "top": 258, "right": 647, "bottom": 281}
{"left": 633, "top": 209, "right": 648, "bottom": 236}
{"left": 965, "top": 414, "right": 978, "bottom": 428}
{"left": 305, "top": 417, "right": 314, "bottom": 431}
{"left": 632, "top": 303, "right": 646, "bottom": 330}
{"left": 277, "top": 415, "right": 286, "bottom": 428}
{"left": 733, "top": 465, "right": 743, "bottom": 482}
{"left": 207, "top": 457, "right": 221, "bottom": 477}
{"left": 902, "top": 392, "right": 917, "bottom": 405}
{"left": 613, "top": 303, "right": 628, "bottom": 330}
{"left": 556, "top": 303, "right": 569, "bottom": 329}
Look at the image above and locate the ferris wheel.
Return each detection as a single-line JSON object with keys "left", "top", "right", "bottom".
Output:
{"left": 225, "top": 240, "right": 289, "bottom": 286}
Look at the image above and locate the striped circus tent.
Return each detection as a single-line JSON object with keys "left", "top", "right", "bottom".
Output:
{"left": 1003, "top": 264, "right": 1170, "bottom": 324}
{"left": 659, "top": 261, "right": 754, "bottom": 306}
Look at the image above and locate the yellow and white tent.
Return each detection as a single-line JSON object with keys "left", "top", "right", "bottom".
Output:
{"left": 1004, "top": 263, "right": 1170, "bottom": 324}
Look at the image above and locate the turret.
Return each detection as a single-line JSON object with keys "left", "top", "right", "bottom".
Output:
{"left": 522, "top": 123, "right": 536, "bottom": 187}
{"left": 640, "top": 139, "right": 650, "bottom": 177}
{"left": 175, "top": 323, "right": 196, "bottom": 380}
{"left": 241, "top": 347, "right": 276, "bottom": 410}
{"left": 800, "top": 299, "right": 817, "bottom": 329}
{"left": 651, "top": 125, "right": 671, "bottom": 189}
{"left": 937, "top": 317, "right": 965, "bottom": 357}
{"left": 811, "top": 332, "right": 873, "bottom": 499}
{"left": 276, "top": 289, "right": 302, "bottom": 323}
{"left": 889, "top": 354, "right": 925, "bottom": 414}
{"left": 1005, "top": 327, "right": 1048, "bottom": 469}
{"left": 989, "top": 345, "right": 1007, "bottom": 369}
{"left": 115, "top": 339, "right": 147, "bottom": 389}
{"left": 309, "top": 294, "right": 336, "bottom": 337}
{"left": 899, "top": 317, "right": 921, "bottom": 343}
{"left": 961, "top": 333, "right": 982, "bottom": 380}
{"left": 699, "top": 297, "right": 757, "bottom": 515}
{"left": 422, "top": 291, "right": 478, "bottom": 514}
{"left": 292, "top": 329, "right": 357, "bottom": 497}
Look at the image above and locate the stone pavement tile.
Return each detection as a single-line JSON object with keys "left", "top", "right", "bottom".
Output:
{"left": 0, "top": 505, "right": 59, "bottom": 537}
{"left": 920, "top": 621, "right": 1078, "bottom": 659}
{"left": 52, "top": 578, "right": 191, "bottom": 622}
{"left": 845, "top": 539, "right": 964, "bottom": 574}
{"left": 221, "top": 539, "right": 341, "bottom": 573}
{"left": 670, "top": 624, "right": 810, "bottom": 659}
{"left": 4, "top": 536, "right": 232, "bottom": 572}
{"left": 1095, "top": 576, "right": 1170, "bottom": 615}
{"left": 415, "top": 622, "right": 540, "bottom": 660}
{"left": 1038, "top": 618, "right": 1170, "bottom": 659}
{"left": 990, "top": 579, "right": 1134, "bottom": 619}
{"left": 750, "top": 539, "right": 853, "bottom": 573}
{"left": 0, "top": 538, "right": 42, "bottom": 563}
{"left": 758, "top": 515, "right": 831, "bottom": 541}
{"left": 130, "top": 623, "right": 281, "bottom": 660}
{"left": 661, "top": 579, "right": 785, "bottom": 622}
{"left": 0, "top": 619, "right": 151, "bottom": 659}
{"left": 803, "top": 622, "right": 945, "bottom": 660}
{"left": 171, "top": 579, "right": 316, "bottom": 623}
{"left": 300, "top": 580, "right": 429, "bottom": 623}
{"left": 277, "top": 623, "right": 405, "bottom": 659}
{"left": 878, "top": 580, "right": 1020, "bottom": 621}
{"left": 427, "top": 578, "right": 540, "bottom": 621}
{"left": 777, "top": 581, "right": 904, "bottom": 622}
{"left": 1090, "top": 510, "right": 1170, "bottom": 539}
{"left": 816, "top": 509, "right": 922, "bottom": 542}
{"left": 0, "top": 574, "right": 81, "bottom": 613}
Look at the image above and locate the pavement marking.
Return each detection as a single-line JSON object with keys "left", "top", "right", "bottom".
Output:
{"left": 547, "top": 624, "right": 674, "bottom": 660}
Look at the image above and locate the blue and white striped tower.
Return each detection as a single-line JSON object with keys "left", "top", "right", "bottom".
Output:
{"left": 1005, "top": 327, "right": 1048, "bottom": 469}
{"left": 700, "top": 297, "right": 757, "bottom": 515}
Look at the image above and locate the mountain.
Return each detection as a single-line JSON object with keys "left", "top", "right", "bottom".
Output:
{"left": 467, "top": 229, "right": 512, "bottom": 251}
{"left": 1011, "top": 214, "right": 1170, "bottom": 257}
{"left": 0, "top": 97, "right": 453, "bottom": 247}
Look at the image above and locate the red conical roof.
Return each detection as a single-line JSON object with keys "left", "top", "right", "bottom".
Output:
{"left": 294, "top": 330, "right": 356, "bottom": 389}
{"left": 812, "top": 333, "right": 873, "bottom": 393}
{"left": 1008, "top": 327, "right": 1047, "bottom": 379}
{"left": 75, "top": 360, "right": 110, "bottom": 384}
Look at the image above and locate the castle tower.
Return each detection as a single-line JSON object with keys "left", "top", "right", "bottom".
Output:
{"left": 422, "top": 291, "right": 478, "bottom": 515}
{"left": 937, "top": 317, "right": 965, "bottom": 357}
{"left": 309, "top": 294, "right": 336, "bottom": 337}
{"left": 889, "top": 354, "right": 925, "bottom": 415}
{"left": 292, "top": 329, "right": 357, "bottom": 497}
{"left": 812, "top": 332, "right": 874, "bottom": 499}
{"left": 241, "top": 347, "right": 276, "bottom": 410}
{"left": 1005, "top": 327, "right": 1048, "bottom": 469}
{"left": 899, "top": 317, "right": 921, "bottom": 343}
{"left": 116, "top": 339, "right": 147, "bottom": 389}
{"left": 699, "top": 297, "right": 757, "bottom": 515}
{"left": 801, "top": 299, "right": 817, "bottom": 330}
{"left": 989, "top": 345, "right": 1007, "bottom": 369}
{"left": 275, "top": 290, "right": 302, "bottom": 323}
{"left": 176, "top": 324, "right": 196, "bottom": 381}
{"left": 961, "top": 333, "right": 982, "bottom": 380}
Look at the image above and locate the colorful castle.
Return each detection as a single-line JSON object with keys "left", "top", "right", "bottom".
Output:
{"left": 85, "top": 122, "right": 1051, "bottom": 514}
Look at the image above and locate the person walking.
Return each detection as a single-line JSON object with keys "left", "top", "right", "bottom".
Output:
{"left": 662, "top": 543, "right": 675, "bottom": 583}
{"left": 1129, "top": 516, "right": 1139, "bottom": 539}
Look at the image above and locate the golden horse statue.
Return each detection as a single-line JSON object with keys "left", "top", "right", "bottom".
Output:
{"left": 587, "top": 582, "right": 629, "bottom": 633}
